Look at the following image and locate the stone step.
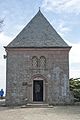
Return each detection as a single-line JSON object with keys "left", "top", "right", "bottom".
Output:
{"left": 0, "top": 99, "right": 5, "bottom": 106}
{"left": 21, "top": 103, "right": 53, "bottom": 108}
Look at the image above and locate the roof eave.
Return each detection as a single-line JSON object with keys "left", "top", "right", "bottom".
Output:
{"left": 4, "top": 46, "right": 72, "bottom": 49}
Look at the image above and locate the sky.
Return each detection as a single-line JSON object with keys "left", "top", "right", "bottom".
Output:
{"left": 0, "top": 0, "right": 80, "bottom": 93}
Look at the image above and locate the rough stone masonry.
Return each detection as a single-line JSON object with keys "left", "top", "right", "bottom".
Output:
{"left": 4, "top": 10, "right": 71, "bottom": 106}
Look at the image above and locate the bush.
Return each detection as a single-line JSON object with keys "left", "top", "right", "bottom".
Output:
{"left": 69, "top": 78, "right": 80, "bottom": 102}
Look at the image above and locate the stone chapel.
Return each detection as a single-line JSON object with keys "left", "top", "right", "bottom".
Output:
{"left": 4, "top": 10, "right": 71, "bottom": 106}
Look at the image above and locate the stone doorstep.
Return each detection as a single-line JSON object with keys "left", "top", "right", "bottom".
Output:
{"left": 21, "top": 103, "right": 53, "bottom": 108}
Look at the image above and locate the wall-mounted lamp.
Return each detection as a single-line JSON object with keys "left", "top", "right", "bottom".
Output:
{"left": 3, "top": 55, "right": 7, "bottom": 59}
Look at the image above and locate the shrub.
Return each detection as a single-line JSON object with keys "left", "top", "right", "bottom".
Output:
{"left": 69, "top": 78, "right": 80, "bottom": 102}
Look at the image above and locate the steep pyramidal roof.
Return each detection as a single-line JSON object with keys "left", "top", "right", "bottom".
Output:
{"left": 7, "top": 10, "right": 69, "bottom": 48}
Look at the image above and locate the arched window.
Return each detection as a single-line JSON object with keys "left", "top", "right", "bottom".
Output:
{"left": 40, "top": 56, "right": 46, "bottom": 69}
{"left": 32, "top": 56, "right": 38, "bottom": 68}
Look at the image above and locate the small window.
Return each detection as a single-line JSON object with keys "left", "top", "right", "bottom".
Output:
{"left": 32, "top": 56, "right": 38, "bottom": 68}
{"left": 40, "top": 56, "right": 46, "bottom": 69}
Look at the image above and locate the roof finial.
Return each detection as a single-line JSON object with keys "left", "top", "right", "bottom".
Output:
{"left": 39, "top": 7, "right": 41, "bottom": 11}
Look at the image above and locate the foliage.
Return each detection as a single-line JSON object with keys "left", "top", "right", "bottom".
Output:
{"left": 69, "top": 78, "right": 80, "bottom": 102}
{"left": 0, "top": 19, "right": 4, "bottom": 32}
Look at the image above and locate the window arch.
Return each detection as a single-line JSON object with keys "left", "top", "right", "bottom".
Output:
{"left": 40, "top": 56, "right": 46, "bottom": 69}
{"left": 32, "top": 56, "right": 38, "bottom": 68}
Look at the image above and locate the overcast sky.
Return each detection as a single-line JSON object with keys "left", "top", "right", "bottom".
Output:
{"left": 0, "top": 0, "right": 80, "bottom": 93}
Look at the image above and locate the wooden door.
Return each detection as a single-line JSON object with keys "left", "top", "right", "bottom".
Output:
{"left": 33, "top": 80, "right": 43, "bottom": 101}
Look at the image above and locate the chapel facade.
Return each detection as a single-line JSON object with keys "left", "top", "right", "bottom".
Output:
{"left": 4, "top": 10, "right": 71, "bottom": 106}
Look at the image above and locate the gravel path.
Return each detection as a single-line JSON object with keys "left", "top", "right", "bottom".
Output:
{"left": 0, "top": 106, "right": 80, "bottom": 120}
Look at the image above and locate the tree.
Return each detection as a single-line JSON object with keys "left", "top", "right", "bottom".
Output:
{"left": 0, "top": 19, "right": 3, "bottom": 32}
{"left": 69, "top": 78, "right": 80, "bottom": 102}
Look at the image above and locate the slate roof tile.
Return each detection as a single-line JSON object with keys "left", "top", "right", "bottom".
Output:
{"left": 7, "top": 10, "right": 69, "bottom": 48}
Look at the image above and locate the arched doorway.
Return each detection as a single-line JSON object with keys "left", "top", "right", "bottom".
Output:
{"left": 32, "top": 75, "right": 47, "bottom": 102}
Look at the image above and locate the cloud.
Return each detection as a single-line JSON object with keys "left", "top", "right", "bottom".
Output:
{"left": 42, "top": 0, "right": 80, "bottom": 14}
{"left": 0, "top": 32, "right": 13, "bottom": 61}
{"left": 14, "top": 24, "right": 24, "bottom": 31}
{"left": 69, "top": 43, "right": 80, "bottom": 63}
{"left": 56, "top": 22, "right": 71, "bottom": 37}
{"left": 51, "top": 19, "right": 72, "bottom": 39}
{"left": 0, "top": 33, "right": 13, "bottom": 92}
{"left": 0, "top": 32, "right": 13, "bottom": 46}
{"left": 69, "top": 43, "right": 80, "bottom": 78}
{"left": 70, "top": 69, "right": 80, "bottom": 78}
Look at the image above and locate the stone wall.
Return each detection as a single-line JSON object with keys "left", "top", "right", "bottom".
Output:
{"left": 6, "top": 48, "right": 70, "bottom": 106}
